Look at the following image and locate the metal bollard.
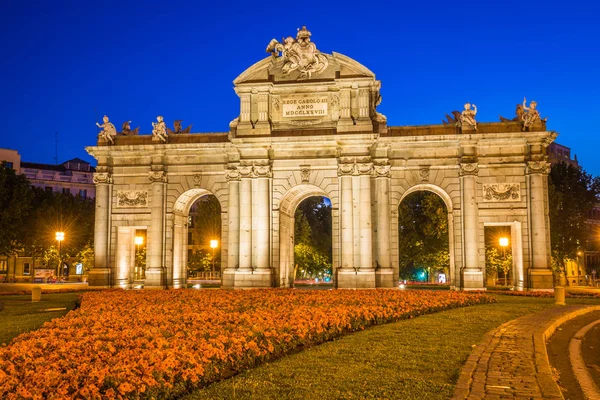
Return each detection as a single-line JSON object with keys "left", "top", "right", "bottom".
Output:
{"left": 32, "top": 286, "right": 42, "bottom": 302}
{"left": 554, "top": 286, "right": 565, "bottom": 305}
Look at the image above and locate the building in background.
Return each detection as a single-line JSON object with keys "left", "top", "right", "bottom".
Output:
{"left": 0, "top": 148, "right": 95, "bottom": 282}
{"left": 547, "top": 142, "right": 579, "bottom": 168}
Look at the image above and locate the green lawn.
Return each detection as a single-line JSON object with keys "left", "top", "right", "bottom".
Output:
{"left": 0, "top": 292, "right": 81, "bottom": 345}
{"left": 185, "top": 295, "right": 600, "bottom": 400}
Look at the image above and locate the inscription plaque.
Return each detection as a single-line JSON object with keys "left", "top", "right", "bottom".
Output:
{"left": 282, "top": 96, "right": 328, "bottom": 118}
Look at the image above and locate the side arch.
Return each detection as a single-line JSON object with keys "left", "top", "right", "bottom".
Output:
{"left": 396, "top": 183, "right": 457, "bottom": 288}
{"left": 171, "top": 188, "right": 225, "bottom": 288}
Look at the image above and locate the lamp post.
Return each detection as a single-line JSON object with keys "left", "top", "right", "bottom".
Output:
{"left": 499, "top": 237, "right": 509, "bottom": 286}
{"left": 135, "top": 236, "right": 144, "bottom": 280}
{"left": 55, "top": 231, "right": 65, "bottom": 279}
{"left": 210, "top": 240, "right": 218, "bottom": 274}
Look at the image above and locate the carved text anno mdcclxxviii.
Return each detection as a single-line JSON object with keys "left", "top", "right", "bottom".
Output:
{"left": 282, "top": 96, "right": 328, "bottom": 118}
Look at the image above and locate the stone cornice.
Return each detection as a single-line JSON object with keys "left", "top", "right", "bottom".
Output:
{"left": 526, "top": 161, "right": 551, "bottom": 175}
{"left": 92, "top": 172, "right": 112, "bottom": 184}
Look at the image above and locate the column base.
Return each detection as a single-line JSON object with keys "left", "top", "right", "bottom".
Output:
{"left": 88, "top": 268, "right": 111, "bottom": 288}
{"left": 375, "top": 269, "right": 395, "bottom": 288}
{"left": 221, "top": 269, "right": 236, "bottom": 288}
{"left": 337, "top": 269, "right": 376, "bottom": 289}
{"left": 145, "top": 268, "right": 165, "bottom": 289}
{"left": 461, "top": 269, "right": 485, "bottom": 290}
{"left": 233, "top": 269, "right": 272, "bottom": 288}
{"left": 172, "top": 278, "right": 185, "bottom": 289}
{"left": 528, "top": 269, "right": 554, "bottom": 290}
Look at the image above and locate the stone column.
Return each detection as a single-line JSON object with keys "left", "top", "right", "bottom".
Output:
{"left": 146, "top": 170, "right": 166, "bottom": 288}
{"left": 374, "top": 163, "right": 393, "bottom": 287}
{"left": 460, "top": 163, "right": 484, "bottom": 290}
{"left": 89, "top": 172, "right": 112, "bottom": 287}
{"left": 223, "top": 167, "right": 240, "bottom": 288}
{"left": 254, "top": 164, "right": 271, "bottom": 271}
{"left": 527, "top": 161, "right": 553, "bottom": 289}
{"left": 358, "top": 163, "right": 373, "bottom": 271}
{"left": 338, "top": 162, "right": 354, "bottom": 272}
{"left": 172, "top": 215, "right": 184, "bottom": 289}
{"left": 238, "top": 165, "right": 253, "bottom": 271}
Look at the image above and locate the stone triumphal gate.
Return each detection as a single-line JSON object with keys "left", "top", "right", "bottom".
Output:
{"left": 87, "top": 27, "right": 556, "bottom": 291}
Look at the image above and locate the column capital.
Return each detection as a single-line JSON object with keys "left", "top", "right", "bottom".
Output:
{"left": 459, "top": 163, "right": 479, "bottom": 176}
{"left": 148, "top": 170, "right": 167, "bottom": 183}
{"left": 225, "top": 167, "right": 241, "bottom": 181}
{"left": 526, "top": 161, "right": 551, "bottom": 175}
{"left": 373, "top": 164, "right": 390, "bottom": 178}
{"left": 253, "top": 164, "right": 272, "bottom": 178}
{"left": 93, "top": 172, "right": 113, "bottom": 184}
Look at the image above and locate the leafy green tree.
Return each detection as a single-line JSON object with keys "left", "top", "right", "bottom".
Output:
{"left": 549, "top": 162, "right": 600, "bottom": 273}
{"left": 187, "top": 249, "right": 213, "bottom": 274}
{"left": 293, "top": 197, "right": 332, "bottom": 278}
{"left": 75, "top": 243, "right": 95, "bottom": 274}
{"left": 485, "top": 246, "right": 513, "bottom": 286}
{"left": 192, "top": 195, "right": 221, "bottom": 250}
{"left": 0, "top": 163, "right": 34, "bottom": 256}
{"left": 398, "top": 191, "right": 449, "bottom": 281}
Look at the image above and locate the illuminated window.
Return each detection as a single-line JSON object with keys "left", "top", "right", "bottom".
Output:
{"left": 23, "top": 262, "right": 30, "bottom": 275}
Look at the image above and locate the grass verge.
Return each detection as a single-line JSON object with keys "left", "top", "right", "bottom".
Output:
{"left": 0, "top": 292, "right": 80, "bottom": 345}
{"left": 185, "top": 295, "right": 599, "bottom": 400}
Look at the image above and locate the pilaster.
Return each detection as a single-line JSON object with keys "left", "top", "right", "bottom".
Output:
{"left": 374, "top": 162, "right": 394, "bottom": 287}
{"left": 89, "top": 171, "right": 112, "bottom": 287}
{"left": 460, "top": 163, "right": 484, "bottom": 290}
{"left": 146, "top": 170, "right": 167, "bottom": 288}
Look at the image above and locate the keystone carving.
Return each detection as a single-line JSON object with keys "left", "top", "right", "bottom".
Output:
{"left": 116, "top": 190, "right": 148, "bottom": 207}
{"left": 300, "top": 166, "right": 311, "bottom": 183}
{"left": 148, "top": 171, "right": 167, "bottom": 183}
{"left": 482, "top": 184, "right": 521, "bottom": 202}
{"left": 193, "top": 174, "right": 202, "bottom": 186}
{"left": 93, "top": 172, "right": 112, "bottom": 184}
{"left": 419, "top": 167, "right": 430, "bottom": 182}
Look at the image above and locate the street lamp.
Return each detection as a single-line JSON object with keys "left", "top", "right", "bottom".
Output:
{"left": 210, "top": 240, "right": 218, "bottom": 273}
{"left": 135, "top": 236, "right": 144, "bottom": 280}
{"left": 55, "top": 231, "right": 65, "bottom": 278}
{"left": 499, "top": 237, "right": 509, "bottom": 286}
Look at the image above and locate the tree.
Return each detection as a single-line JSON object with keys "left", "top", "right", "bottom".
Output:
{"left": 293, "top": 197, "right": 332, "bottom": 278}
{"left": 75, "top": 243, "right": 95, "bottom": 274}
{"left": 485, "top": 246, "right": 513, "bottom": 286}
{"left": 398, "top": 192, "right": 449, "bottom": 281}
{"left": 549, "top": 162, "right": 600, "bottom": 273}
{"left": 192, "top": 195, "right": 221, "bottom": 250}
{"left": 0, "top": 163, "right": 34, "bottom": 256}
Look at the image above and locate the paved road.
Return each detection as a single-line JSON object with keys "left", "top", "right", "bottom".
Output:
{"left": 548, "top": 311, "right": 600, "bottom": 399}
{"left": 0, "top": 282, "right": 89, "bottom": 292}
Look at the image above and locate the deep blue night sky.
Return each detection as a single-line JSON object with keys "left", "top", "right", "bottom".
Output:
{"left": 1, "top": 1, "right": 599, "bottom": 175}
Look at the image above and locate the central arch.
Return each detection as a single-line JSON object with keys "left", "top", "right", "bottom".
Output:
{"left": 397, "top": 184, "right": 456, "bottom": 288}
{"left": 277, "top": 184, "right": 333, "bottom": 288}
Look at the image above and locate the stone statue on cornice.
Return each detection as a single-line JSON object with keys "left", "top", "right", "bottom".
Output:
{"left": 459, "top": 103, "right": 478, "bottom": 131}
{"left": 96, "top": 115, "right": 117, "bottom": 144}
{"left": 152, "top": 116, "right": 168, "bottom": 142}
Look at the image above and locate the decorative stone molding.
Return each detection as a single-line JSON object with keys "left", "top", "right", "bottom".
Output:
{"left": 542, "top": 132, "right": 558, "bottom": 148}
{"left": 238, "top": 161, "right": 272, "bottom": 178}
{"left": 300, "top": 166, "right": 310, "bottom": 183}
{"left": 482, "top": 184, "right": 521, "bottom": 202}
{"left": 225, "top": 167, "right": 241, "bottom": 181}
{"left": 116, "top": 190, "right": 148, "bottom": 208}
{"left": 148, "top": 171, "right": 167, "bottom": 183}
{"left": 419, "top": 166, "right": 430, "bottom": 182}
{"left": 93, "top": 172, "right": 112, "bottom": 184}
{"left": 459, "top": 163, "right": 479, "bottom": 176}
{"left": 287, "top": 119, "right": 323, "bottom": 126}
{"left": 337, "top": 156, "right": 373, "bottom": 176}
{"left": 192, "top": 174, "right": 202, "bottom": 186}
{"left": 272, "top": 97, "right": 280, "bottom": 112}
{"left": 239, "top": 165, "right": 254, "bottom": 178}
{"left": 526, "top": 161, "right": 550, "bottom": 175}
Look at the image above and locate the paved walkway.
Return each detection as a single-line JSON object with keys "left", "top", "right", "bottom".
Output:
{"left": 453, "top": 304, "right": 600, "bottom": 399}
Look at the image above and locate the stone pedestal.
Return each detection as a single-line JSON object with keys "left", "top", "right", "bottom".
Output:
{"left": 87, "top": 268, "right": 111, "bottom": 287}
{"left": 145, "top": 268, "right": 165, "bottom": 289}
{"left": 462, "top": 269, "right": 485, "bottom": 290}
{"left": 337, "top": 269, "right": 376, "bottom": 289}
{"left": 234, "top": 269, "right": 272, "bottom": 288}
{"left": 529, "top": 269, "right": 554, "bottom": 291}
{"left": 375, "top": 269, "right": 395, "bottom": 288}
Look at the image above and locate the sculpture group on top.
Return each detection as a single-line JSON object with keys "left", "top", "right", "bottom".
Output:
{"left": 96, "top": 115, "right": 195, "bottom": 144}
{"left": 441, "top": 97, "right": 547, "bottom": 132}
{"left": 266, "top": 26, "right": 329, "bottom": 80}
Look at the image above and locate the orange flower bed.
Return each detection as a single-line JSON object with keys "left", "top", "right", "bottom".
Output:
{"left": 0, "top": 289, "right": 494, "bottom": 399}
